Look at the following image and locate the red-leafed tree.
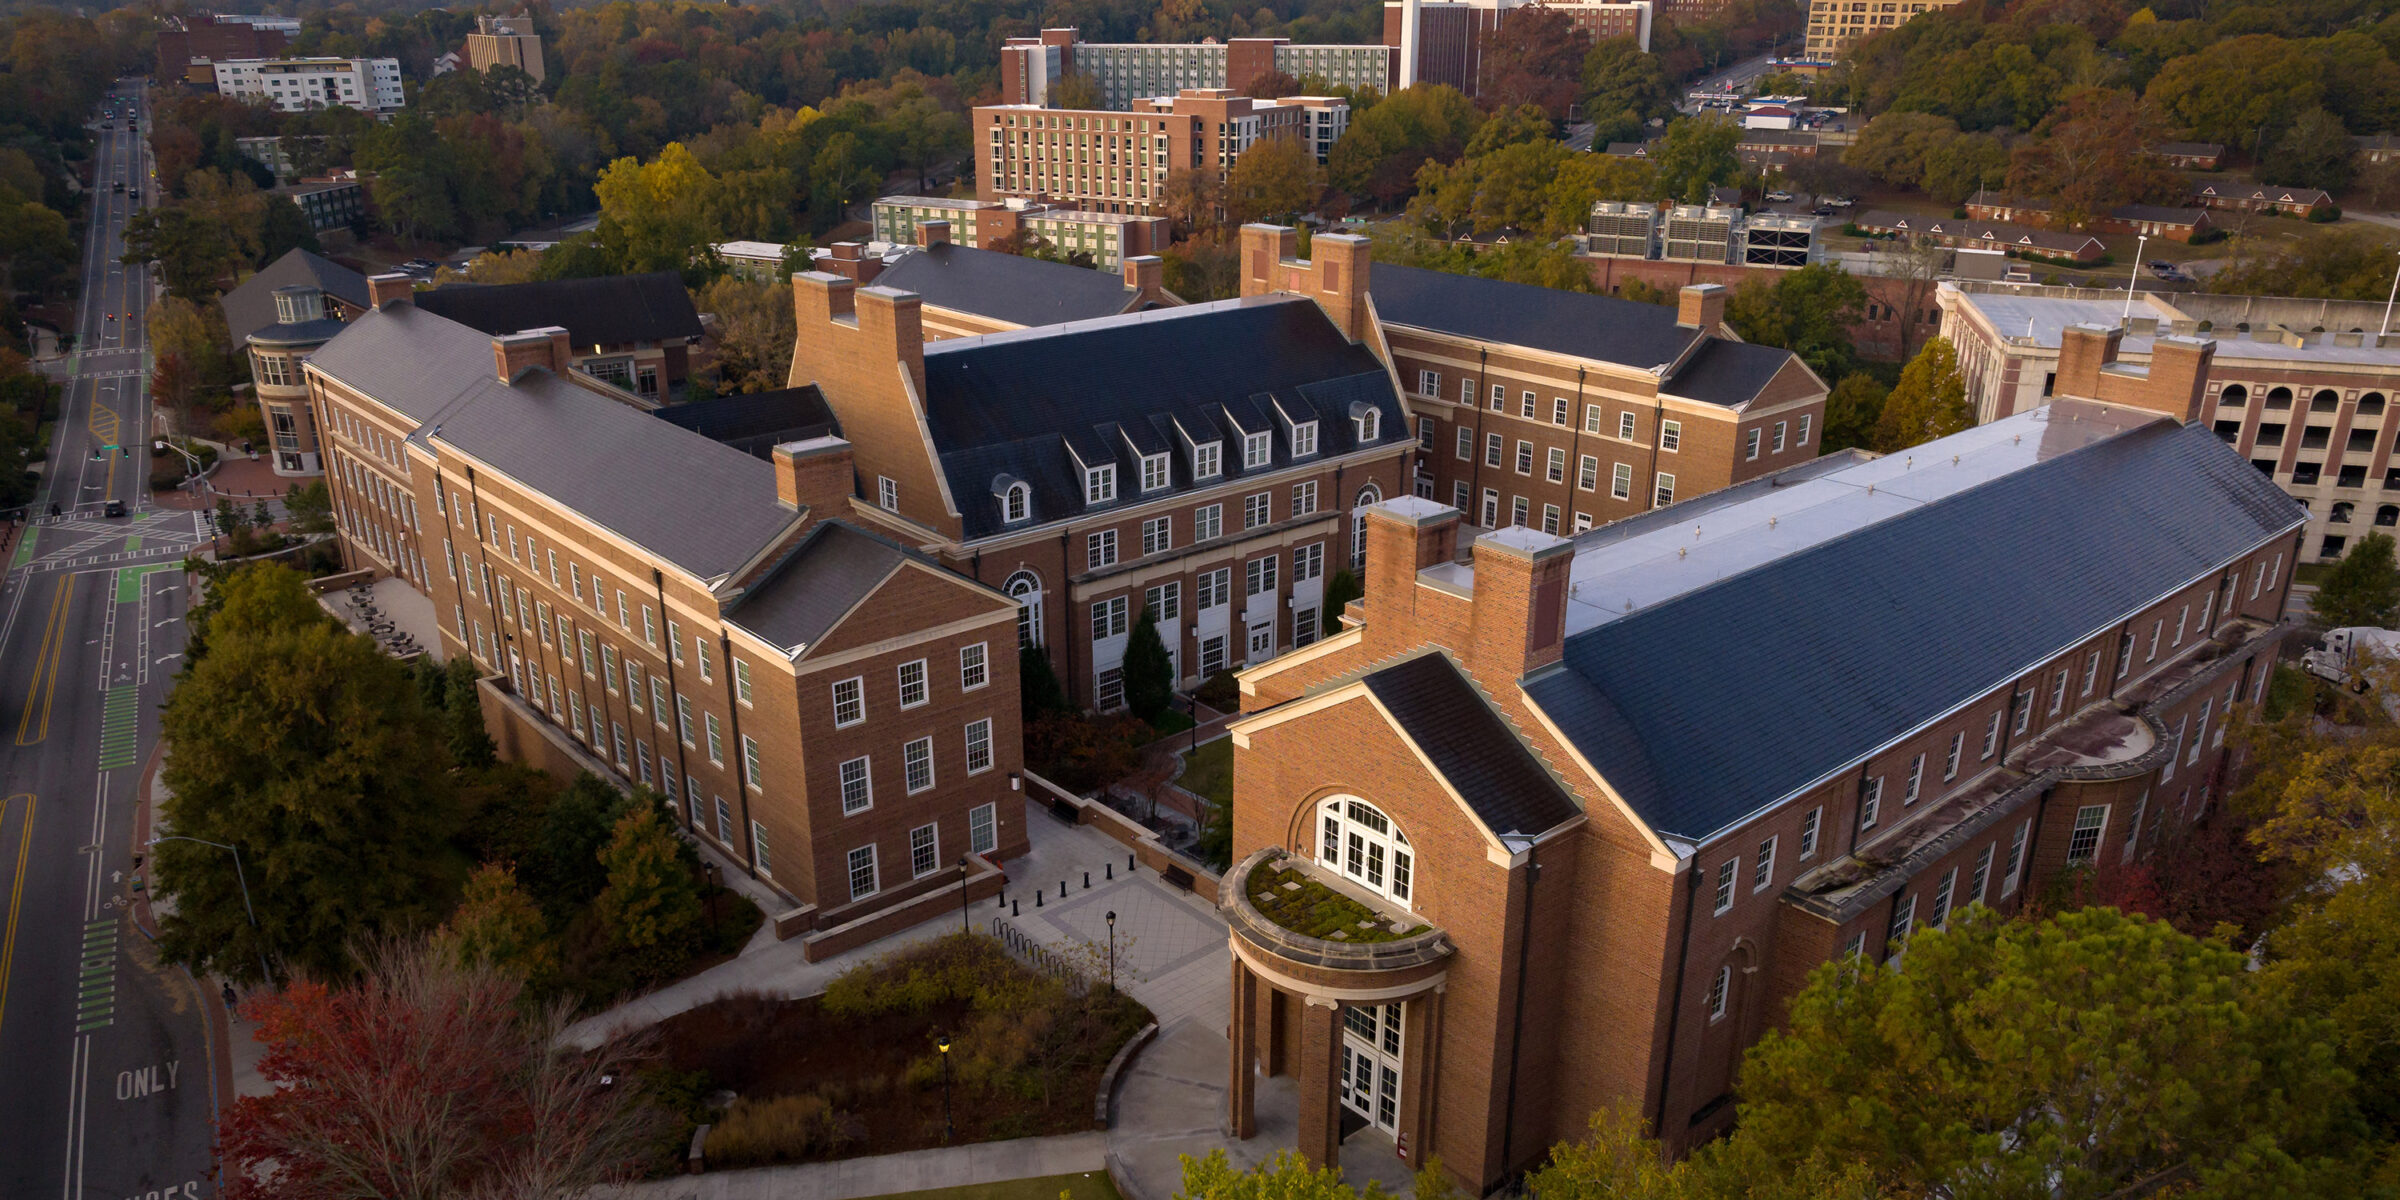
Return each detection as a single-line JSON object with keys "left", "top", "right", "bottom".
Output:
{"left": 1477, "top": 4, "right": 1591, "bottom": 121}
{"left": 219, "top": 939, "right": 661, "bottom": 1200}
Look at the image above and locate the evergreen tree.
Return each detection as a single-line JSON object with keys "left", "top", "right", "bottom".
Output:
{"left": 441, "top": 863, "right": 555, "bottom": 985}
{"left": 1122, "top": 605, "right": 1176, "bottom": 722}
{"left": 2311, "top": 531, "right": 2400, "bottom": 630}
{"left": 1321, "top": 569, "right": 1365, "bottom": 622}
{"left": 1822, "top": 374, "right": 1890, "bottom": 454}
{"left": 592, "top": 805, "right": 704, "bottom": 968}
{"left": 1020, "top": 644, "right": 1068, "bottom": 720}
{"left": 444, "top": 657, "right": 495, "bottom": 769}
{"left": 533, "top": 773, "right": 630, "bottom": 916}
{"left": 1871, "top": 337, "right": 1974, "bottom": 453}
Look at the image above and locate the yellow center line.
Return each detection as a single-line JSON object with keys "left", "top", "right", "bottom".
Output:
{"left": 15, "top": 576, "right": 73, "bottom": 746}
{"left": 0, "top": 793, "right": 32, "bottom": 1038}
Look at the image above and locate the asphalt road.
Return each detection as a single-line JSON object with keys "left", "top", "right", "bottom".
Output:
{"left": 1, "top": 79, "right": 220, "bottom": 1200}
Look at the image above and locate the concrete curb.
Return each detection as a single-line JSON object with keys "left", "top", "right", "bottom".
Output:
{"left": 1095, "top": 1020, "right": 1158, "bottom": 1129}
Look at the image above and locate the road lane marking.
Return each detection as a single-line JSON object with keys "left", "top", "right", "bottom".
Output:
{"left": 77, "top": 918, "right": 117, "bottom": 1031}
{"left": 97, "top": 688, "right": 138, "bottom": 771}
{"left": 15, "top": 575, "right": 73, "bottom": 746}
{"left": 0, "top": 794, "right": 31, "bottom": 1039}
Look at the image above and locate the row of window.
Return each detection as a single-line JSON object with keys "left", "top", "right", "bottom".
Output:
{"left": 1090, "top": 542, "right": 1325, "bottom": 643}
{"left": 1081, "top": 488, "right": 1323, "bottom": 568}
{"left": 1456, "top": 479, "right": 1666, "bottom": 534}
{"left": 830, "top": 644, "right": 989, "bottom": 727}
{"left": 845, "top": 803, "right": 1001, "bottom": 901}
{"left": 1060, "top": 411, "right": 1376, "bottom": 515}
{"left": 1413, "top": 368, "right": 1689, "bottom": 447}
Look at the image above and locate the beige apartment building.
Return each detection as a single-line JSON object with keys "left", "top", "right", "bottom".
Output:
{"left": 302, "top": 274, "right": 1030, "bottom": 958}
{"left": 1804, "top": 0, "right": 1959, "bottom": 57}
{"left": 975, "top": 90, "right": 1348, "bottom": 219}
{"left": 465, "top": 13, "right": 544, "bottom": 83}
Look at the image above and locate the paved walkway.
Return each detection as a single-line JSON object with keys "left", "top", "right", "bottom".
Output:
{"left": 612, "top": 1133, "right": 1110, "bottom": 1200}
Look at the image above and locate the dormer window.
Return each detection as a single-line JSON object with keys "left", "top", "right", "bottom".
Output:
{"left": 1002, "top": 482, "right": 1030, "bottom": 523}
{"left": 1085, "top": 464, "right": 1117, "bottom": 504}
{"left": 1140, "top": 452, "right": 1170, "bottom": 492}
{"left": 1355, "top": 408, "right": 1380, "bottom": 441}
{"left": 1291, "top": 421, "right": 1318, "bottom": 457}
{"left": 1193, "top": 441, "right": 1222, "bottom": 479}
{"left": 1243, "top": 431, "right": 1270, "bottom": 469}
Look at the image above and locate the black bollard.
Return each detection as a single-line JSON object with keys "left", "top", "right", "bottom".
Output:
{"left": 1012, "top": 899, "right": 1020, "bottom": 917}
{"left": 1127, "top": 852, "right": 1137, "bottom": 872}
{"left": 1107, "top": 862, "right": 1114, "bottom": 880}
{"left": 1060, "top": 879, "right": 1067, "bottom": 896}
{"left": 996, "top": 890, "right": 1005, "bottom": 908}
{"left": 1084, "top": 871, "right": 1091, "bottom": 889}
{"left": 1035, "top": 890, "right": 1043, "bottom": 908}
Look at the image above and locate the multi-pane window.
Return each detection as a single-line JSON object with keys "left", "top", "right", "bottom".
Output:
{"left": 1928, "top": 868, "right": 1956, "bottom": 929}
{"left": 1654, "top": 473, "right": 1675, "bottom": 506}
{"left": 840, "top": 755, "right": 872, "bottom": 814}
{"left": 1291, "top": 422, "right": 1318, "bottom": 456}
{"left": 911, "top": 823, "right": 940, "bottom": 877}
{"left": 1244, "top": 492, "right": 1271, "bottom": 529}
{"left": 1485, "top": 433, "right": 1504, "bottom": 467}
{"left": 1520, "top": 390, "right": 1537, "bottom": 418}
{"left": 1194, "top": 442, "right": 1222, "bottom": 478}
{"left": 1491, "top": 383, "right": 1507, "bottom": 410}
{"left": 847, "top": 845, "right": 878, "bottom": 900}
{"left": 1945, "top": 730, "right": 1964, "bottom": 780}
{"left": 1752, "top": 835, "right": 1777, "bottom": 891}
{"left": 832, "top": 677, "right": 864, "bottom": 727}
{"left": 2001, "top": 819, "right": 2029, "bottom": 896}
{"left": 966, "top": 718, "right": 993, "bottom": 773}
{"left": 1772, "top": 421, "right": 1787, "bottom": 452}
{"left": 2065, "top": 804, "right": 2109, "bottom": 865}
{"left": 1243, "top": 431, "right": 1270, "bottom": 468}
{"left": 1618, "top": 411, "right": 1636, "bottom": 440}
{"left": 1612, "top": 463, "right": 1632, "bottom": 500}
{"left": 960, "top": 642, "right": 988, "bottom": 690}
{"left": 1660, "top": 420, "right": 1681, "bottom": 451}
{"left": 904, "top": 737, "right": 935, "bottom": 793}
{"left": 1457, "top": 428, "right": 1474, "bottom": 460}
{"left": 696, "top": 638, "right": 713, "bottom": 681}
{"left": 650, "top": 678, "right": 669, "bottom": 726}
{"left": 741, "top": 735, "right": 762, "bottom": 791}
{"left": 1198, "top": 569, "right": 1230, "bottom": 609}
{"left": 1969, "top": 844, "right": 1994, "bottom": 905}
{"left": 1859, "top": 776, "right": 1884, "bottom": 831}
{"left": 1515, "top": 441, "right": 1534, "bottom": 475}
{"left": 1981, "top": 711, "right": 2002, "bottom": 759}
{"left": 705, "top": 713, "right": 724, "bottom": 765}
{"left": 1551, "top": 397, "right": 1569, "bottom": 426}
{"left": 1294, "top": 542, "right": 1323, "bottom": 583}
{"left": 1086, "top": 465, "right": 1117, "bottom": 504}
{"left": 734, "top": 659, "right": 753, "bottom": 706}
{"left": 1141, "top": 453, "right": 1170, "bottom": 492}
{"left": 1887, "top": 894, "right": 1917, "bottom": 954}
{"left": 1904, "top": 754, "right": 1924, "bottom": 804}
{"left": 2012, "top": 688, "right": 2032, "bottom": 735}
{"left": 1145, "top": 581, "right": 1180, "bottom": 622}
{"left": 1246, "top": 555, "right": 1278, "bottom": 596}
{"left": 1091, "top": 596, "right": 1129, "bottom": 640}
{"left": 1712, "top": 859, "right": 1737, "bottom": 915}
{"left": 969, "top": 803, "right": 997, "bottom": 854}
{"left": 1799, "top": 807, "right": 1822, "bottom": 857}
{"left": 898, "top": 659, "right": 929, "bottom": 708}
{"left": 1292, "top": 480, "right": 1318, "bottom": 516}
{"left": 752, "top": 821, "right": 773, "bottom": 877}
{"left": 1797, "top": 414, "right": 1812, "bottom": 445}
{"left": 2123, "top": 792, "right": 2149, "bottom": 862}
{"left": 1707, "top": 966, "right": 1730, "bottom": 1021}
{"left": 1745, "top": 429, "right": 1761, "bottom": 460}
{"left": 1088, "top": 529, "right": 1119, "bottom": 569}
{"left": 1546, "top": 447, "right": 1567, "bottom": 483}
{"left": 1139, "top": 516, "right": 1172, "bottom": 557}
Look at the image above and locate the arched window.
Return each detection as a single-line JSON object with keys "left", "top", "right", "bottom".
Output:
{"left": 2376, "top": 505, "right": 2398, "bottom": 527}
{"left": 2218, "top": 383, "right": 2247, "bottom": 408}
{"left": 2312, "top": 389, "right": 2340, "bottom": 413}
{"left": 1317, "top": 796, "right": 1413, "bottom": 908}
{"left": 2332, "top": 502, "right": 2355, "bottom": 524}
{"left": 1005, "top": 570, "right": 1044, "bottom": 649}
{"left": 2363, "top": 393, "right": 2387, "bottom": 417}
{"left": 2237, "top": 322, "right": 2253, "bottom": 334}
{"left": 1351, "top": 484, "right": 1382, "bottom": 570}
{"left": 1356, "top": 408, "right": 1381, "bottom": 441}
{"left": 2266, "top": 386, "right": 2293, "bottom": 411}
{"left": 1002, "top": 483, "right": 1030, "bottom": 524}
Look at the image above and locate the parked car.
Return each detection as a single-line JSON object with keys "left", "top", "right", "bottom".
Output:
{"left": 1765, "top": 189, "right": 1795, "bottom": 202}
{"left": 1826, "top": 196, "right": 1855, "bottom": 208}
{"left": 1812, "top": 206, "right": 1835, "bottom": 217}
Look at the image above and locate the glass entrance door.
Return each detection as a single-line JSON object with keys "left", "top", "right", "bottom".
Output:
{"left": 1337, "top": 1002, "right": 1403, "bottom": 1134}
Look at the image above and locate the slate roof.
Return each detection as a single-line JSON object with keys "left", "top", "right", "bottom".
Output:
{"left": 1856, "top": 211, "right": 2103, "bottom": 256}
{"left": 306, "top": 303, "right": 800, "bottom": 581}
{"left": 415, "top": 272, "right": 704, "bottom": 347}
{"left": 2110, "top": 203, "right": 2207, "bottom": 225}
{"left": 1522, "top": 414, "right": 2305, "bottom": 845}
{"left": 729, "top": 520, "right": 937, "bottom": 652}
{"left": 222, "top": 247, "right": 370, "bottom": 342}
{"left": 1367, "top": 263, "right": 1807, "bottom": 406}
{"left": 874, "top": 243, "right": 1146, "bottom": 327}
{"left": 917, "top": 296, "right": 1408, "bottom": 541}
{"left": 1360, "top": 652, "right": 1581, "bottom": 839}
{"left": 654, "top": 387, "right": 839, "bottom": 460}
{"left": 1369, "top": 262, "right": 1702, "bottom": 372}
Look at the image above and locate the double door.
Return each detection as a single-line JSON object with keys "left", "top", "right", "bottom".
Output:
{"left": 1337, "top": 1001, "right": 1403, "bottom": 1135}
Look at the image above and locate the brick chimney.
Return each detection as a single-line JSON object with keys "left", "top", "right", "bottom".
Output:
{"left": 1676, "top": 283, "right": 1727, "bottom": 332}
{"left": 1238, "top": 223, "right": 1300, "bottom": 297}
{"left": 916, "top": 219, "right": 951, "bottom": 248}
{"left": 1464, "top": 526, "right": 1576, "bottom": 680}
{"left": 492, "top": 326, "right": 569, "bottom": 384}
{"left": 857, "top": 286, "right": 927, "bottom": 397}
{"left": 818, "top": 242, "right": 886, "bottom": 284}
{"left": 2054, "top": 323, "right": 2215, "bottom": 424}
{"left": 1360, "top": 497, "right": 1470, "bottom": 656}
{"left": 772, "top": 435, "right": 856, "bottom": 520}
{"left": 795, "top": 270, "right": 857, "bottom": 329}
{"left": 1308, "top": 233, "right": 1373, "bottom": 343}
{"left": 1122, "top": 254, "right": 1164, "bottom": 304}
{"left": 2058, "top": 323, "right": 2123, "bottom": 390}
{"left": 368, "top": 271, "right": 415, "bottom": 310}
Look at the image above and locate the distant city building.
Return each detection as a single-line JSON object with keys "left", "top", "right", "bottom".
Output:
{"left": 1385, "top": 0, "right": 1651, "bottom": 96}
{"left": 999, "top": 28, "right": 1395, "bottom": 109}
{"left": 715, "top": 240, "right": 793, "bottom": 283}
{"left": 1942, "top": 279, "right": 2400, "bottom": 562}
{"left": 212, "top": 56, "right": 405, "bottom": 113}
{"left": 280, "top": 178, "right": 367, "bottom": 232}
{"left": 869, "top": 196, "right": 1171, "bottom": 270}
{"left": 974, "top": 90, "right": 1348, "bottom": 219}
{"left": 465, "top": 13, "right": 545, "bottom": 83}
{"left": 1803, "top": 0, "right": 1960, "bottom": 58}
{"left": 156, "top": 13, "right": 292, "bottom": 84}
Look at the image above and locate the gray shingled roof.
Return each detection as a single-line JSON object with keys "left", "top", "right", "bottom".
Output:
{"left": 416, "top": 272, "right": 703, "bottom": 347}
{"left": 918, "top": 296, "right": 1407, "bottom": 540}
{"left": 1524, "top": 418, "right": 2305, "bottom": 846}
{"left": 876, "top": 243, "right": 1144, "bottom": 327}
{"left": 654, "top": 387, "right": 838, "bottom": 459}
{"left": 1661, "top": 337, "right": 1799, "bottom": 408}
{"left": 1360, "top": 652, "right": 1581, "bottom": 839}
{"left": 307, "top": 304, "right": 800, "bottom": 581}
{"left": 729, "top": 520, "right": 928, "bottom": 652}
{"left": 1369, "top": 262, "right": 1703, "bottom": 373}
{"left": 221, "top": 248, "right": 370, "bottom": 343}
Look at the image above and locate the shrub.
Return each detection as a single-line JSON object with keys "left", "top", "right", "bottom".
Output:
{"left": 1194, "top": 670, "right": 1241, "bottom": 713}
{"left": 2311, "top": 205, "right": 2342, "bottom": 223}
{"left": 703, "top": 1093, "right": 854, "bottom": 1167}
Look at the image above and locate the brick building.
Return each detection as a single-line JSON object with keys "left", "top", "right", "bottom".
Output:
{"left": 1963, "top": 190, "right": 2213, "bottom": 243}
{"left": 782, "top": 232, "right": 1415, "bottom": 708}
{"left": 1804, "top": 0, "right": 1960, "bottom": 58}
{"left": 1220, "top": 326, "right": 2302, "bottom": 1190}
{"left": 302, "top": 276, "right": 1031, "bottom": 942}
{"left": 2190, "top": 183, "right": 2335, "bottom": 219}
{"left": 1000, "top": 29, "right": 1397, "bottom": 109}
{"left": 1854, "top": 210, "right": 2107, "bottom": 264}
{"left": 157, "top": 13, "right": 291, "bottom": 84}
{"left": 222, "top": 248, "right": 372, "bottom": 477}
{"left": 870, "top": 197, "right": 1171, "bottom": 271}
{"left": 1384, "top": 0, "right": 1653, "bottom": 94}
{"left": 1942, "top": 280, "right": 2400, "bottom": 562}
{"left": 975, "top": 91, "right": 1349, "bottom": 219}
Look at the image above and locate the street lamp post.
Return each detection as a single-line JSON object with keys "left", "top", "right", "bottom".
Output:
{"left": 2120, "top": 235, "right": 2149, "bottom": 322}
{"left": 957, "top": 856, "right": 971, "bottom": 935}
{"left": 702, "top": 861, "right": 719, "bottom": 934}
{"left": 936, "top": 1035, "right": 954, "bottom": 1144}
{"left": 1106, "top": 910, "right": 1117, "bottom": 993}
{"left": 149, "top": 834, "right": 272, "bottom": 983}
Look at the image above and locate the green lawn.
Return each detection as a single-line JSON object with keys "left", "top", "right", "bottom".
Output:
{"left": 853, "top": 1172, "right": 1122, "bottom": 1200}
{"left": 1179, "top": 736, "right": 1232, "bottom": 807}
